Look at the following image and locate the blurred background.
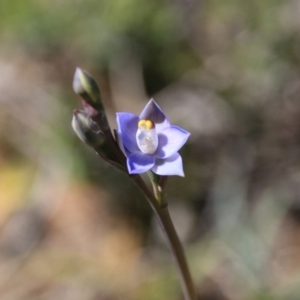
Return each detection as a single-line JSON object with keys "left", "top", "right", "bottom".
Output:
{"left": 1, "top": 0, "right": 300, "bottom": 299}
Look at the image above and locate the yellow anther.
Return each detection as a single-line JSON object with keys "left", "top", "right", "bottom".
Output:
{"left": 138, "top": 119, "right": 154, "bottom": 130}
{"left": 138, "top": 120, "right": 146, "bottom": 128}
{"left": 145, "top": 120, "right": 154, "bottom": 129}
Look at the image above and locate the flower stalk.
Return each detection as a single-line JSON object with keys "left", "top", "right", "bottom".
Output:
{"left": 131, "top": 174, "right": 197, "bottom": 300}
{"left": 156, "top": 206, "right": 197, "bottom": 300}
{"left": 147, "top": 171, "right": 168, "bottom": 207}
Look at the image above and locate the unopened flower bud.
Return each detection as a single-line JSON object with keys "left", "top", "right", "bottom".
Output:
{"left": 72, "top": 109, "right": 104, "bottom": 148}
{"left": 73, "top": 68, "right": 103, "bottom": 110}
{"left": 72, "top": 110, "right": 125, "bottom": 171}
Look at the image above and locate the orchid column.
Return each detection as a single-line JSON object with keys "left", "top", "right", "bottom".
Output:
{"left": 72, "top": 68, "right": 197, "bottom": 300}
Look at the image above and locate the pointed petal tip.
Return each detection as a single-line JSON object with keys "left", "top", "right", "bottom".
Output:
{"left": 75, "top": 66, "right": 82, "bottom": 73}
{"left": 73, "top": 68, "right": 84, "bottom": 94}
{"left": 128, "top": 169, "right": 141, "bottom": 175}
{"left": 73, "top": 67, "right": 83, "bottom": 80}
{"left": 149, "top": 98, "right": 160, "bottom": 107}
{"left": 139, "top": 99, "right": 170, "bottom": 131}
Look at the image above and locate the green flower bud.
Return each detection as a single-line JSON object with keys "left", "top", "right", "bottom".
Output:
{"left": 73, "top": 68, "right": 103, "bottom": 110}
{"left": 72, "top": 109, "right": 104, "bottom": 148}
{"left": 72, "top": 110, "right": 125, "bottom": 171}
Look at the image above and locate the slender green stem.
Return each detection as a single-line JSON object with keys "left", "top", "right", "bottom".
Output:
{"left": 131, "top": 175, "right": 197, "bottom": 300}
{"left": 156, "top": 207, "right": 197, "bottom": 300}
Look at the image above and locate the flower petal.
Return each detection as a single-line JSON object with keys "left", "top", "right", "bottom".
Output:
{"left": 127, "top": 152, "right": 155, "bottom": 174}
{"left": 116, "top": 130, "right": 129, "bottom": 156}
{"left": 151, "top": 153, "right": 184, "bottom": 176}
{"left": 116, "top": 112, "right": 139, "bottom": 153}
{"left": 139, "top": 99, "right": 170, "bottom": 133}
{"left": 155, "top": 125, "right": 190, "bottom": 159}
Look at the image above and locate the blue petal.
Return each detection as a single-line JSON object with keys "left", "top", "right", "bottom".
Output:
{"left": 116, "top": 130, "right": 130, "bottom": 156}
{"left": 116, "top": 112, "right": 139, "bottom": 153}
{"left": 151, "top": 153, "right": 184, "bottom": 176}
{"left": 127, "top": 152, "right": 155, "bottom": 174}
{"left": 139, "top": 99, "right": 170, "bottom": 133}
{"left": 155, "top": 126, "right": 190, "bottom": 159}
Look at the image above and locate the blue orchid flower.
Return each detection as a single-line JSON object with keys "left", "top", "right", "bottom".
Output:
{"left": 116, "top": 99, "right": 190, "bottom": 176}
